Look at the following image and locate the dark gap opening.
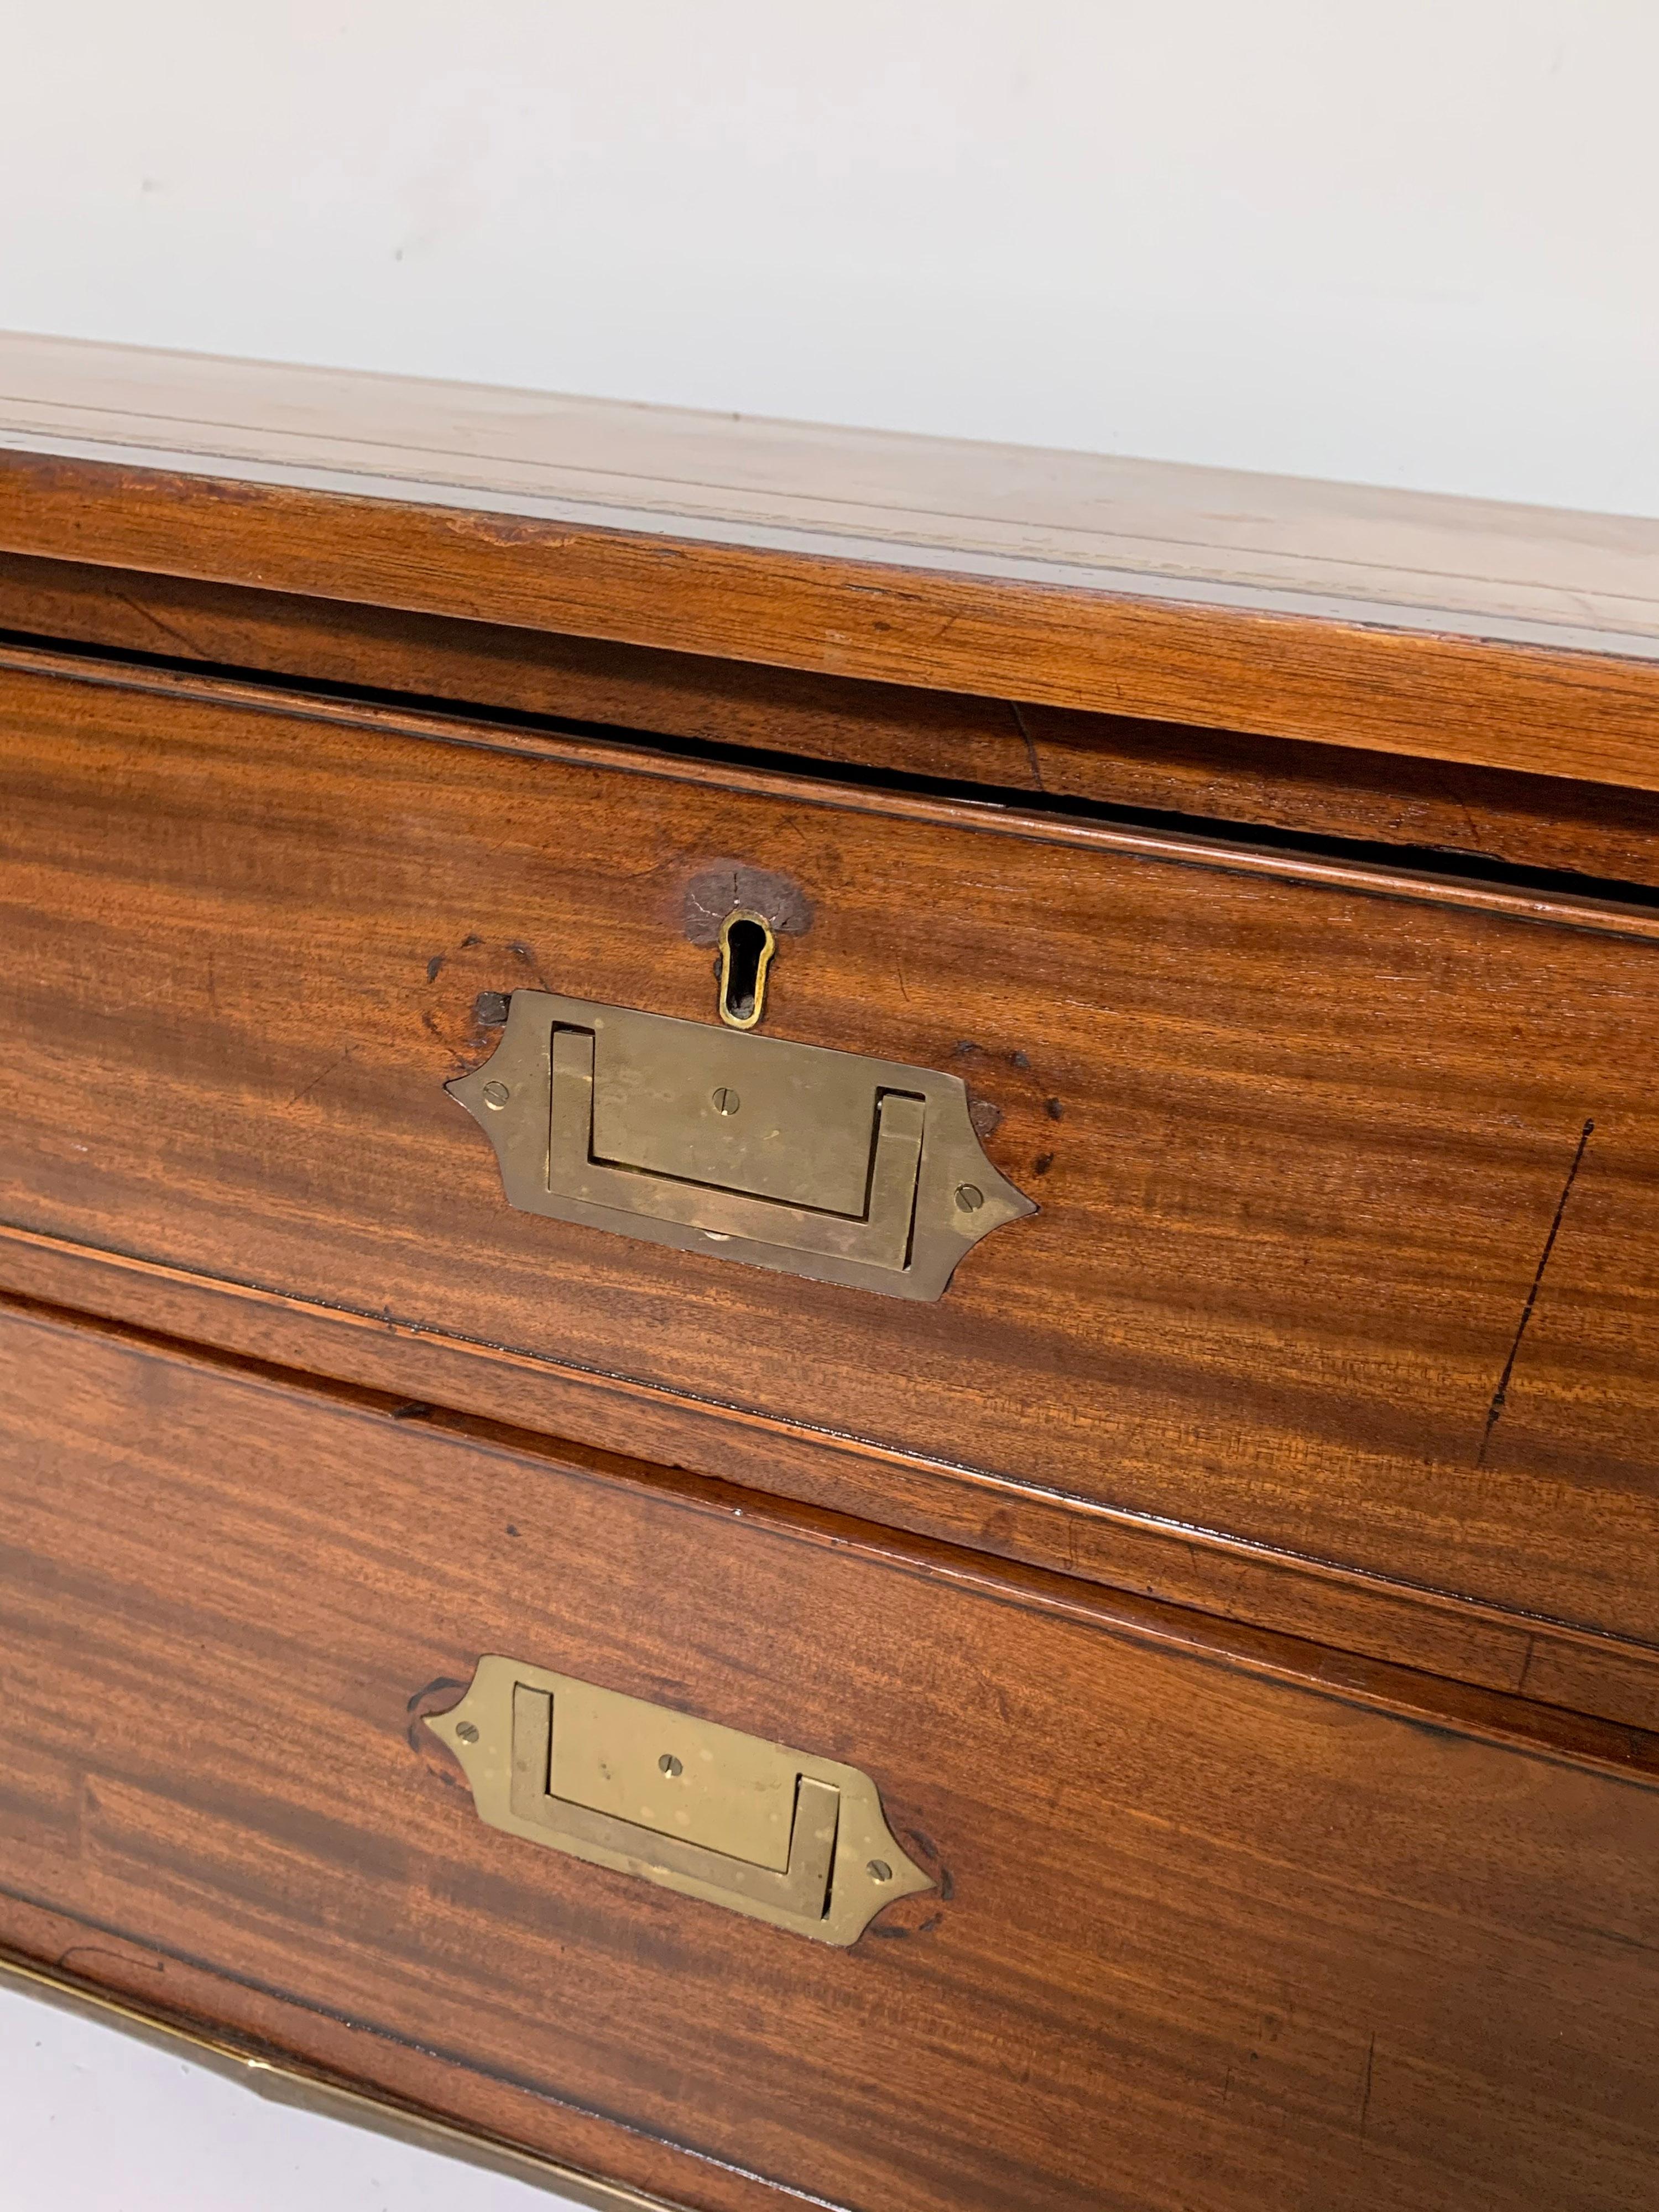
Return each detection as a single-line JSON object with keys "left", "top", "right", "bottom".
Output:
{"left": 8, "top": 623, "right": 1659, "bottom": 916}
{"left": 721, "top": 917, "right": 768, "bottom": 1024}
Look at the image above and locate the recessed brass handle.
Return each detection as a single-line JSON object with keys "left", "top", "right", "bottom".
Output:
{"left": 509, "top": 1685, "right": 840, "bottom": 1919}
{"left": 448, "top": 991, "right": 1035, "bottom": 1300}
{"left": 550, "top": 1026, "right": 926, "bottom": 1270}
{"left": 426, "top": 1657, "right": 932, "bottom": 1945}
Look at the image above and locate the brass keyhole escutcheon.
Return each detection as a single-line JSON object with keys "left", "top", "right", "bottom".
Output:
{"left": 718, "top": 911, "right": 776, "bottom": 1030}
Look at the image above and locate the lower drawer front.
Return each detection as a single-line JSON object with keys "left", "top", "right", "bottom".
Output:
{"left": 1, "top": 1302, "right": 1656, "bottom": 2212}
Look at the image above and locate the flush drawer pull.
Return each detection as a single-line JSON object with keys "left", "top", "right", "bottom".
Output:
{"left": 508, "top": 1684, "right": 841, "bottom": 1919}
{"left": 448, "top": 990, "right": 1034, "bottom": 1300}
{"left": 547, "top": 1025, "right": 926, "bottom": 1270}
{"left": 427, "top": 1656, "right": 931, "bottom": 1944}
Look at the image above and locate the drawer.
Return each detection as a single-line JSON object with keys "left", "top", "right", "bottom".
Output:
{"left": 4, "top": 648, "right": 1659, "bottom": 1663}
{"left": 9, "top": 551, "right": 1659, "bottom": 892}
{"left": 1, "top": 1298, "right": 1656, "bottom": 2212}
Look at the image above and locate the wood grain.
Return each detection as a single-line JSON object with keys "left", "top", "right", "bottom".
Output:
{"left": 8, "top": 551, "right": 1659, "bottom": 890}
{"left": 3, "top": 440, "right": 1659, "bottom": 793}
{"left": 4, "top": 331, "right": 1656, "bottom": 653}
{"left": 2, "top": 1300, "right": 1657, "bottom": 2212}
{"left": 11, "top": 337, "right": 1659, "bottom": 2212}
{"left": 8, "top": 1213, "right": 1659, "bottom": 1739}
{"left": 0, "top": 550, "right": 1038, "bottom": 792}
{"left": 5, "top": 649, "right": 1659, "bottom": 1676}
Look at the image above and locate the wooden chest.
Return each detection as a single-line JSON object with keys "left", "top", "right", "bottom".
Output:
{"left": 2, "top": 333, "right": 1658, "bottom": 2211}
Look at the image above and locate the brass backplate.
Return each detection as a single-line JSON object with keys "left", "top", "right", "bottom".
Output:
{"left": 427, "top": 1657, "right": 932, "bottom": 1945}
{"left": 447, "top": 992, "right": 1035, "bottom": 1299}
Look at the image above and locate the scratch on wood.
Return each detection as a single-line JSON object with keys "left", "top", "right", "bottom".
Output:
{"left": 55, "top": 1943, "right": 165, "bottom": 1979}
{"left": 1432, "top": 759, "right": 1486, "bottom": 855}
{"left": 112, "top": 588, "right": 204, "bottom": 661}
{"left": 421, "top": 1007, "right": 471, "bottom": 1074}
{"left": 1359, "top": 2032, "right": 1376, "bottom": 2139}
{"left": 284, "top": 1044, "right": 356, "bottom": 1109}
{"left": 1479, "top": 1118, "right": 1594, "bottom": 1463}
{"left": 1009, "top": 701, "right": 1047, "bottom": 793}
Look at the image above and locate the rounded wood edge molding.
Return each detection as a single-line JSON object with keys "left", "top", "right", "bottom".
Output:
{"left": 3, "top": 448, "right": 1658, "bottom": 795}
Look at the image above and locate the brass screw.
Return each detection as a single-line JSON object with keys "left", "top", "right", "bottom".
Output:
{"left": 482, "top": 1082, "right": 510, "bottom": 1110}
{"left": 867, "top": 1859, "right": 893, "bottom": 1883}
{"left": 455, "top": 1721, "right": 480, "bottom": 1744}
{"left": 659, "top": 1752, "right": 684, "bottom": 1777}
{"left": 711, "top": 1088, "right": 741, "bottom": 1115}
{"left": 954, "top": 1183, "right": 984, "bottom": 1213}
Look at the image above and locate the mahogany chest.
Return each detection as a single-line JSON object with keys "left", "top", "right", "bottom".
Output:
{"left": 2, "top": 333, "right": 1658, "bottom": 2211}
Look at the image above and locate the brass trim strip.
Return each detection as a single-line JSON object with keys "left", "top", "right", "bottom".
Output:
{"left": 0, "top": 1948, "right": 690, "bottom": 2212}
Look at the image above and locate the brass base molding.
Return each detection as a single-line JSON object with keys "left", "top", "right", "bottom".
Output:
{"left": 0, "top": 1948, "right": 688, "bottom": 2212}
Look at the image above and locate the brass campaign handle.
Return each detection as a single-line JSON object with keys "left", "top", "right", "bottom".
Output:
{"left": 549, "top": 1026, "right": 925, "bottom": 1269}
{"left": 447, "top": 990, "right": 1035, "bottom": 1301}
{"left": 426, "top": 1656, "right": 932, "bottom": 1945}
{"left": 509, "top": 1684, "right": 840, "bottom": 1919}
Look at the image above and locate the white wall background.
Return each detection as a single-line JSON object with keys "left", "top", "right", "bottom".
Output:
{"left": 1, "top": 4, "right": 1656, "bottom": 2204}
{"left": 0, "top": 1981, "right": 581, "bottom": 2211}
{"left": 2, "top": 2, "right": 1657, "bottom": 514}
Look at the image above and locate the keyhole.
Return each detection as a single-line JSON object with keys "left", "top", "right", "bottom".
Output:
{"left": 717, "top": 911, "right": 776, "bottom": 1031}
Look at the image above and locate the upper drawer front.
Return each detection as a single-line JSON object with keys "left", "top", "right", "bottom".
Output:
{"left": 2, "top": 1302, "right": 1657, "bottom": 2212}
{"left": 3, "top": 654, "right": 1659, "bottom": 1645}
